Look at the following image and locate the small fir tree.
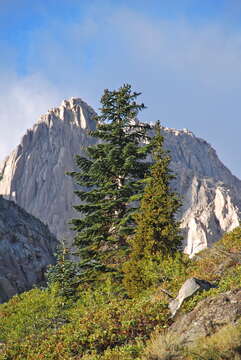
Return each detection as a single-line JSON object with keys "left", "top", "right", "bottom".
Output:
{"left": 47, "top": 243, "right": 82, "bottom": 299}
{"left": 69, "top": 84, "right": 152, "bottom": 282}
{"left": 123, "top": 121, "right": 183, "bottom": 296}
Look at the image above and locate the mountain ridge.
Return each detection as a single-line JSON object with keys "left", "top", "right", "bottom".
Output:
{"left": 0, "top": 97, "right": 240, "bottom": 256}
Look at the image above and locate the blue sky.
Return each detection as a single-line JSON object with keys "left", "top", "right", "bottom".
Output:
{"left": 0, "top": 0, "right": 241, "bottom": 178}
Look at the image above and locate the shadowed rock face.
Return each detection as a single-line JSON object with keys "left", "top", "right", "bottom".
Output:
{"left": 0, "top": 98, "right": 240, "bottom": 256}
{"left": 0, "top": 196, "right": 58, "bottom": 303}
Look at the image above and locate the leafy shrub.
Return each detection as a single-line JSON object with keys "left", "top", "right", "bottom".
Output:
{"left": 0, "top": 288, "right": 65, "bottom": 344}
{"left": 0, "top": 227, "right": 240, "bottom": 359}
{"left": 0, "top": 279, "right": 169, "bottom": 359}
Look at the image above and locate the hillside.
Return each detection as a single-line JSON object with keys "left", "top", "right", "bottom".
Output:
{"left": 0, "top": 227, "right": 240, "bottom": 359}
{"left": 0, "top": 98, "right": 240, "bottom": 256}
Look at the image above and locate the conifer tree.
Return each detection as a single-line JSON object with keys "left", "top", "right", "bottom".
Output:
{"left": 47, "top": 243, "right": 81, "bottom": 299}
{"left": 69, "top": 84, "right": 152, "bottom": 281}
{"left": 123, "top": 121, "right": 183, "bottom": 295}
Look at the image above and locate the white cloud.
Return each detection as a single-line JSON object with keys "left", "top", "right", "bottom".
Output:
{"left": 0, "top": 5, "right": 241, "bottom": 177}
{"left": 0, "top": 71, "right": 61, "bottom": 161}
{"left": 110, "top": 9, "right": 241, "bottom": 90}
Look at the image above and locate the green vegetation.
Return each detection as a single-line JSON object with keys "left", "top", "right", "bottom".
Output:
{"left": 68, "top": 84, "right": 152, "bottom": 282}
{"left": 47, "top": 244, "right": 82, "bottom": 299}
{"left": 143, "top": 227, "right": 241, "bottom": 360}
{"left": 0, "top": 227, "right": 240, "bottom": 359}
{"left": 123, "top": 121, "right": 183, "bottom": 296}
{"left": 0, "top": 86, "right": 240, "bottom": 359}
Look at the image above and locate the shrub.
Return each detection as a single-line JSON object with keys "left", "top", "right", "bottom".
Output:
{"left": 0, "top": 227, "right": 240, "bottom": 359}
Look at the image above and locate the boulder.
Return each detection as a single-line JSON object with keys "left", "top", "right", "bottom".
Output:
{"left": 169, "top": 277, "right": 216, "bottom": 317}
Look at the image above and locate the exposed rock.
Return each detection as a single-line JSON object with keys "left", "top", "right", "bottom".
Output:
{"left": 163, "top": 127, "right": 241, "bottom": 256}
{"left": 0, "top": 195, "right": 58, "bottom": 303}
{"left": 169, "top": 277, "right": 216, "bottom": 317}
{"left": 0, "top": 98, "right": 240, "bottom": 255}
{"left": 170, "top": 288, "right": 241, "bottom": 344}
{"left": 0, "top": 98, "right": 96, "bottom": 241}
{"left": 179, "top": 177, "right": 240, "bottom": 256}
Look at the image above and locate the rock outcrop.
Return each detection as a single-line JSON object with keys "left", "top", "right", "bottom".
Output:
{"left": 0, "top": 98, "right": 240, "bottom": 256}
{"left": 0, "top": 98, "right": 96, "bottom": 241}
{"left": 0, "top": 196, "right": 58, "bottom": 303}
{"left": 145, "top": 289, "right": 241, "bottom": 359}
{"left": 170, "top": 288, "right": 241, "bottom": 344}
{"left": 162, "top": 127, "right": 241, "bottom": 256}
{"left": 169, "top": 277, "right": 216, "bottom": 317}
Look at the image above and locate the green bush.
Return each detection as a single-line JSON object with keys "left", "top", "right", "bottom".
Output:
{"left": 0, "top": 227, "right": 240, "bottom": 359}
{"left": 47, "top": 245, "right": 82, "bottom": 300}
{"left": 0, "top": 279, "right": 168, "bottom": 359}
{"left": 0, "top": 288, "right": 65, "bottom": 344}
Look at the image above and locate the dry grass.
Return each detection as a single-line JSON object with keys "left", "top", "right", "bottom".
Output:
{"left": 143, "top": 331, "right": 185, "bottom": 360}
{"left": 189, "top": 321, "right": 241, "bottom": 360}
{"left": 144, "top": 322, "right": 241, "bottom": 360}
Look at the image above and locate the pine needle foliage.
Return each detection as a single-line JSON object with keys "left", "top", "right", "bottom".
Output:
{"left": 123, "top": 121, "right": 183, "bottom": 296}
{"left": 69, "top": 84, "right": 153, "bottom": 280}
{"left": 47, "top": 244, "right": 82, "bottom": 299}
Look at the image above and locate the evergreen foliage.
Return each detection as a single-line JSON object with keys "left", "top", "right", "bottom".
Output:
{"left": 47, "top": 243, "right": 81, "bottom": 299}
{"left": 123, "top": 121, "right": 183, "bottom": 296}
{"left": 69, "top": 84, "right": 152, "bottom": 280}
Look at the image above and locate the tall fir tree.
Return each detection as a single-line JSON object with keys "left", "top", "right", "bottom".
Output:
{"left": 123, "top": 121, "right": 183, "bottom": 296}
{"left": 69, "top": 84, "right": 152, "bottom": 281}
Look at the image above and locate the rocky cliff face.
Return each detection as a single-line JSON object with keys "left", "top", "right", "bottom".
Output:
{"left": 0, "top": 98, "right": 240, "bottom": 256}
{"left": 0, "top": 196, "right": 58, "bottom": 303}
{"left": 0, "top": 98, "right": 96, "bottom": 241}
{"left": 163, "top": 128, "right": 241, "bottom": 255}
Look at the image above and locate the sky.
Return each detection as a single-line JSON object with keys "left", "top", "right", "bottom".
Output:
{"left": 0, "top": 0, "right": 241, "bottom": 178}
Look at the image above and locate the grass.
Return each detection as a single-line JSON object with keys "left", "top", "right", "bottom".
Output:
{"left": 189, "top": 321, "right": 241, "bottom": 360}
{"left": 144, "top": 322, "right": 241, "bottom": 360}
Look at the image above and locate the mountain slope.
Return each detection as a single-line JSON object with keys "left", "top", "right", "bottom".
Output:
{"left": 0, "top": 98, "right": 240, "bottom": 256}
{"left": 0, "top": 226, "right": 240, "bottom": 359}
{"left": 0, "top": 196, "right": 58, "bottom": 303}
